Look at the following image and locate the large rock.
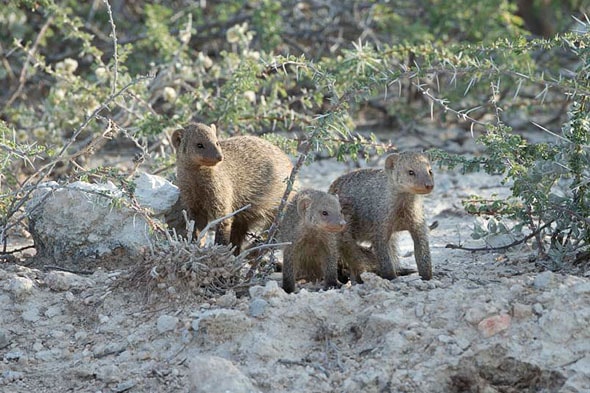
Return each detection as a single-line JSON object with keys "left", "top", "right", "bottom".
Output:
{"left": 133, "top": 172, "right": 179, "bottom": 216}
{"left": 26, "top": 175, "right": 178, "bottom": 269}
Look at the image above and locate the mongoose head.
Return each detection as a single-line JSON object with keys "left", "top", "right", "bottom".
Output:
{"left": 297, "top": 192, "right": 347, "bottom": 233}
{"left": 172, "top": 123, "right": 223, "bottom": 167}
{"left": 384, "top": 152, "right": 434, "bottom": 195}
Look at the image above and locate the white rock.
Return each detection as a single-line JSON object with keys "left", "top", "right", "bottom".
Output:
{"left": 133, "top": 172, "right": 179, "bottom": 216}
{"left": 26, "top": 181, "right": 152, "bottom": 262}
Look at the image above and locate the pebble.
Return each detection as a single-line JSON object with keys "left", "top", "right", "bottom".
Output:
{"left": 96, "top": 364, "right": 122, "bottom": 384}
{"left": 249, "top": 298, "right": 268, "bottom": 318}
{"left": 477, "top": 314, "right": 511, "bottom": 338}
{"left": 4, "top": 351, "right": 24, "bottom": 361}
{"left": 22, "top": 306, "right": 41, "bottom": 322}
{"left": 8, "top": 276, "right": 34, "bottom": 299}
{"left": 0, "top": 329, "right": 10, "bottom": 349}
{"left": 512, "top": 302, "right": 533, "bottom": 319}
{"left": 45, "top": 271, "right": 81, "bottom": 291}
{"left": 1, "top": 370, "right": 24, "bottom": 382}
{"left": 156, "top": 315, "right": 179, "bottom": 333}
{"left": 188, "top": 355, "right": 261, "bottom": 393}
{"left": 113, "top": 379, "right": 137, "bottom": 392}
{"left": 217, "top": 290, "right": 237, "bottom": 308}
{"left": 533, "top": 271, "right": 555, "bottom": 289}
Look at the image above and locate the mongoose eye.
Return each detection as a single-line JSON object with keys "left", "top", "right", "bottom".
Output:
{"left": 196, "top": 143, "right": 204, "bottom": 149}
{"left": 216, "top": 142, "right": 220, "bottom": 146}
{"left": 321, "top": 211, "right": 329, "bottom": 216}
{"left": 429, "top": 169, "right": 433, "bottom": 176}
{"left": 408, "top": 170, "right": 415, "bottom": 176}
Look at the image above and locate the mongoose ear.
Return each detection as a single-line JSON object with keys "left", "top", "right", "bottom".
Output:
{"left": 210, "top": 123, "right": 217, "bottom": 135}
{"left": 171, "top": 129, "right": 184, "bottom": 149}
{"left": 384, "top": 153, "right": 399, "bottom": 170}
{"left": 296, "top": 195, "right": 312, "bottom": 217}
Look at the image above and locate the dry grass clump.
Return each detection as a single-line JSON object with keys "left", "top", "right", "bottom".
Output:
{"left": 130, "top": 232, "right": 255, "bottom": 301}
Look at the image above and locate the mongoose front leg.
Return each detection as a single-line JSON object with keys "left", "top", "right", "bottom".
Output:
{"left": 323, "top": 249, "right": 340, "bottom": 290}
{"left": 410, "top": 223, "right": 432, "bottom": 280}
{"left": 374, "top": 233, "right": 399, "bottom": 280}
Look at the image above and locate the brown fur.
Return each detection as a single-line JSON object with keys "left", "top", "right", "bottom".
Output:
{"left": 172, "top": 123, "right": 293, "bottom": 254}
{"left": 329, "top": 152, "right": 434, "bottom": 281}
{"left": 277, "top": 189, "right": 347, "bottom": 294}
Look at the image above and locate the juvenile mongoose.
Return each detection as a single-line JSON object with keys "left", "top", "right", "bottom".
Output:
{"left": 329, "top": 152, "right": 434, "bottom": 281}
{"left": 172, "top": 123, "right": 293, "bottom": 254}
{"left": 277, "top": 189, "right": 347, "bottom": 294}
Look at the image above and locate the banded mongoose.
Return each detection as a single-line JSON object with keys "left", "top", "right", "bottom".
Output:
{"left": 329, "top": 152, "right": 434, "bottom": 280}
{"left": 172, "top": 123, "right": 293, "bottom": 254}
{"left": 277, "top": 189, "right": 347, "bottom": 294}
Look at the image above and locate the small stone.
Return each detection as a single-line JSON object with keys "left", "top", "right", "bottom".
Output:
{"left": 456, "top": 337, "right": 471, "bottom": 350}
{"left": 35, "top": 349, "right": 61, "bottom": 362}
{"left": 464, "top": 307, "right": 487, "bottom": 325}
{"left": 415, "top": 303, "right": 425, "bottom": 318}
{"left": 573, "top": 281, "right": 590, "bottom": 294}
{"left": 512, "top": 303, "right": 533, "bottom": 319}
{"left": 249, "top": 298, "right": 268, "bottom": 318}
{"left": 22, "top": 306, "right": 41, "bottom": 322}
{"left": 45, "top": 271, "right": 94, "bottom": 292}
{"left": 533, "top": 271, "right": 555, "bottom": 289}
{"left": 477, "top": 314, "right": 511, "bottom": 338}
{"left": 533, "top": 303, "right": 544, "bottom": 315}
{"left": 8, "top": 276, "right": 34, "bottom": 300}
{"left": 96, "top": 364, "right": 121, "bottom": 384}
{"left": 44, "top": 305, "right": 63, "bottom": 318}
{"left": 217, "top": 290, "right": 237, "bottom": 308}
{"left": 156, "top": 315, "right": 179, "bottom": 333}
{"left": 113, "top": 379, "right": 137, "bottom": 392}
{"left": 1, "top": 370, "right": 24, "bottom": 382}
{"left": 4, "top": 351, "right": 24, "bottom": 361}
{"left": 0, "top": 329, "right": 10, "bottom": 349}
{"left": 438, "top": 334, "right": 454, "bottom": 344}
{"left": 188, "top": 355, "right": 261, "bottom": 393}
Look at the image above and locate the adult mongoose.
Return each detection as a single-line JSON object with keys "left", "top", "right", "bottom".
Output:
{"left": 329, "top": 152, "right": 434, "bottom": 280}
{"left": 172, "top": 123, "right": 293, "bottom": 254}
{"left": 277, "top": 189, "right": 347, "bottom": 294}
